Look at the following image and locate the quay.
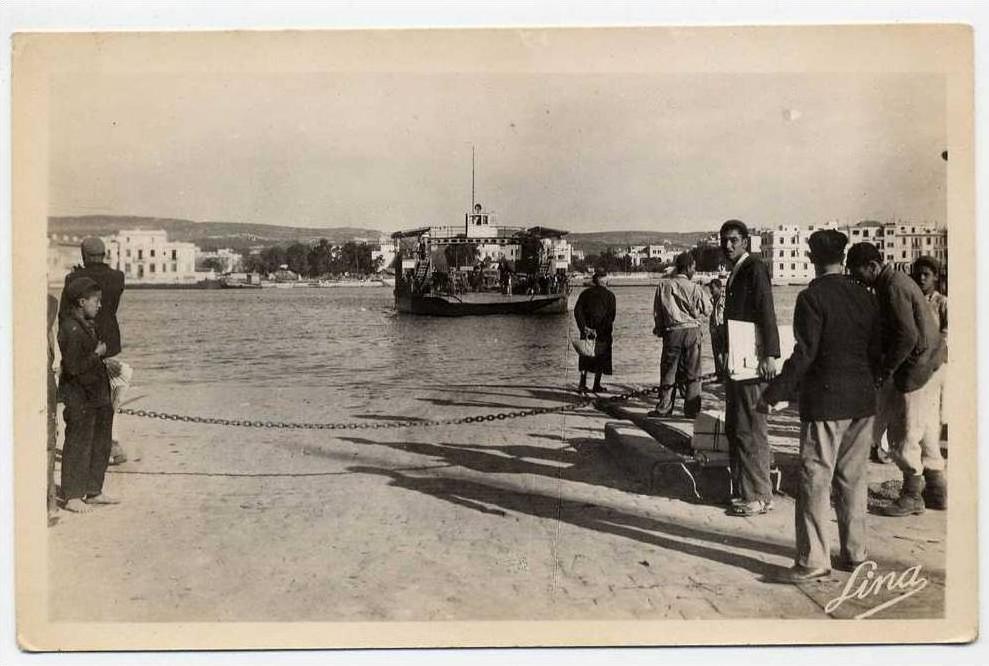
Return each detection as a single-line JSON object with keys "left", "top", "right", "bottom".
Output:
{"left": 48, "top": 377, "right": 946, "bottom": 624}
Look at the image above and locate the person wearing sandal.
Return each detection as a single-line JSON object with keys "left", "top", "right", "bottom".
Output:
{"left": 758, "top": 230, "right": 882, "bottom": 584}
{"left": 720, "top": 220, "right": 780, "bottom": 518}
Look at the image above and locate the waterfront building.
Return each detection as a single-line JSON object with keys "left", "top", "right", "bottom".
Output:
{"left": 371, "top": 237, "right": 397, "bottom": 272}
{"left": 761, "top": 221, "right": 947, "bottom": 284}
{"left": 616, "top": 243, "right": 681, "bottom": 267}
{"left": 107, "top": 229, "right": 205, "bottom": 284}
{"left": 541, "top": 236, "right": 574, "bottom": 271}
{"left": 47, "top": 234, "right": 86, "bottom": 285}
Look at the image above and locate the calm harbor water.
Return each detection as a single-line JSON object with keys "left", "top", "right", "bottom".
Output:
{"left": 116, "top": 285, "right": 801, "bottom": 397}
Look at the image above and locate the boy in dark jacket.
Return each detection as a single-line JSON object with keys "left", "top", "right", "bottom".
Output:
{"left": 759, "top": 230, "right": 882, "bottom": 582}
{"left": 62, "top": 236, "right": 130, "bottom": 464}
{"left": 58, "top": 277, "right": 119, "bottom": 512}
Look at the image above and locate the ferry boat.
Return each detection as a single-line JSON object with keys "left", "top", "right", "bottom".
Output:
{"left": 392, "top": 208, "right": 571, "bottom": 317}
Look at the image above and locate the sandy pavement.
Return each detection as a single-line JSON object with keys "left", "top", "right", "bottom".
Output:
{"left": 48, "top": 379, "right": 945, "bottom": 622}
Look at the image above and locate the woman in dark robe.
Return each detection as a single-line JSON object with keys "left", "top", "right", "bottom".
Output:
{"left": 574, "top": 268, "right": 616, "bottom": 393}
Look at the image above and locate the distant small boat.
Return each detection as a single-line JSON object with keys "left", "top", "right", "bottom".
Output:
{"left": 316, "top": 278, "right": 386, "bottom": 288}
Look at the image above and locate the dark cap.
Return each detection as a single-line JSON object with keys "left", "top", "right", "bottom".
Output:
{"left": 80, "top": 237, "right": 106, "bottom": 256}
{"left": 593, "top": 266, "right": 608, "bottom": 277}
{"left": 64, "top": 276, "right": 101, "bottom": 303}
{"left": 807, "top": 229, "right": 848, "bottom": 264}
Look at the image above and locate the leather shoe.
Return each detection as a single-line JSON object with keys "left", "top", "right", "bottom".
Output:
{"left": 835, "top": 558, "right": 866, "bottom": 573}
{"left": 770, "top": 565, "right": 831, "bottom": 584}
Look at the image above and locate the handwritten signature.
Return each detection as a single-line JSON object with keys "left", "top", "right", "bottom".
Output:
{"left": 825, "top": 561, "right": 929, "bottom": 619}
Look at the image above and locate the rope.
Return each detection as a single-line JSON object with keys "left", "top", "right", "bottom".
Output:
{"left": 115, "top": 373, "right": 721, "bottom": 430}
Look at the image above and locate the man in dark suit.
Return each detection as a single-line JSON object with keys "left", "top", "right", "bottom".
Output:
{"left": 720, "top": 220, "right": 780, "bottom": 517}
{"left": 759, "top": 230, "right": 882, "bottom": 582}
{"left": 62, "top": 237, "right": 130, "bottom": 463}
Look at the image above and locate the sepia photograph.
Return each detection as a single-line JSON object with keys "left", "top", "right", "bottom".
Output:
{"left": 7, "top": 11, "right": 980, "bottom": 657}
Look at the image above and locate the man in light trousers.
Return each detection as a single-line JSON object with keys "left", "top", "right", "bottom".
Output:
{"left": 759, "top": 230, "right": 882, "bottom": 582}
{"left": 847, "top": 243, "right": 947, "bottom": 515}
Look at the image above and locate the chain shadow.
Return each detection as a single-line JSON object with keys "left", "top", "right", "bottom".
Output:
{"left": 348, "top": 465, "right": 790, "bottom": 576}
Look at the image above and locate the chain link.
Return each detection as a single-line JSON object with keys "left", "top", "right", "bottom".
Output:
{"left": 116, "top": 373, "right": 720, "bottom": 430}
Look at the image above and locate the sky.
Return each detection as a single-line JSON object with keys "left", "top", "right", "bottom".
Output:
{"left": 49, "top": 70, "right": 946, "bottom": 234}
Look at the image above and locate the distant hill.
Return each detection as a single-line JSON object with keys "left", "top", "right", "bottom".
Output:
{"left": 568, "top": 230, "right": 712, "bottom": 254}
{"left": 49, "top": 215, "right": 716, "bottom": 254}
{"left": 48, "top": 215, "right": 385, "bottom": 252}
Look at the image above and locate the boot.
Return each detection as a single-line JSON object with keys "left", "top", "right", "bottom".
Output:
{"left": 922, "top": 469, "right": 947, "bottom": 510}
{"left": 882, "top": 474, "right": 926, "bottom": 517}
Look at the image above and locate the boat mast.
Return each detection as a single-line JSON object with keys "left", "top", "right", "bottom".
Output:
{"left": 471, "top": 144, "right": 476, "bottom": 212}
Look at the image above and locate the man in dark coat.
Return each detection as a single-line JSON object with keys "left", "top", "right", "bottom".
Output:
{"left": 847, "top": 243, "right": 947, "bottom": 515}
{"left": 62, "top": 237, "right": 130, "bottom": 463}
{"left": 759, "top": 230, "right": 882, "bottom": 582}
{"left": 574, "top": 268, "right": 616, "bottom": 393}
{"left": 57, "top": 277, "right": 119, "bottom": 512}
{"left": 720, "top": 219, "right": 780, "bottom": 517}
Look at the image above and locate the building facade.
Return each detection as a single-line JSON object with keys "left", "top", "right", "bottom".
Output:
{"left": 107, "top": 229, "right": 203, "bottom": 284}
{"left": 371, "top": 238, "right": 398, "bottom": 272}
{"left": 48, "top": 234, "right": 86, "bottom": 286}
{"left": 761, "top": 221, "right": 947, "bottom": 284}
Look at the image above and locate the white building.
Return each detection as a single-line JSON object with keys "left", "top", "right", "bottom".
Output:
{"left": 371, "top": 237, "right": 398, "bottom": 272}
{"left": 883, "top": 222, "right": 948, "bottom": 272}
{"left": 107, "top": 229, "right": 204, "bottom": 284}
{"left": 541, "top": 236, "right": 573, "bottom": 271}
{"left": 761, "top": 221, "right": 947, "bottom": 284}
{"left": 47, "top": 234, "right": 86, "bottom": 286}
{"left": 617, "top": 243, "right": 682, "bottom": 267}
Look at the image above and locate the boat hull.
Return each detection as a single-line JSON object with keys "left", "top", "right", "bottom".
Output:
{"left": 396, "top": 292, "right": 568, "bottom": 316}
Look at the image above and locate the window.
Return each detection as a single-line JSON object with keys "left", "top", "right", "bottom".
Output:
{"left": 172, "top": 249, "right": 177, "bottom": 260}
{"left": 124, "top": 263, "right": 131, "bottom": 273}
{"left": 137, "top": 265, "right": 143, "bottom": 278}
{"left": 791, "top": 263, "right": 796, "bottom": 270}
{"left": 137, "top": 249, "right": 143, "bottom": 259}
{"left": 126, "top": 249, "right": 131, "bottom": 258}
{"left": 149, "top": 263, "right": 156, "bottom": 273}
{"left": 162, "top": 263, "right": 167, "bottom": 273}
{"left": 172, "top": 262, "right": 178, "bottom": 272}
{"left": 863, "top": 229, "right": 870, "bottom": 237}
{"left": 151, "top": 249, "right": 156, "bottom": 257}
{"left": 926, "top": 238, "right": 932, "bottom": 245}
{"left": 902, "top": 251, "right": 907, "bottom": 259}
{"left": 779, "top": 250, "right": 784, "bottom": 257}
{"left": 779, "top": 263, "right": 784, "bottom": 270}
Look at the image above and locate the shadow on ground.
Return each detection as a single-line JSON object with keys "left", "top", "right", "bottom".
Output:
{"left": 348, "top": 464, "right": 794, "bottom": 575}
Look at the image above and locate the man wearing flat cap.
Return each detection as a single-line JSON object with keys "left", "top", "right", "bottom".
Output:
{"left": 61, "top": 237, "right": 131, "bottom": 464}
{"left": 758, "top": 230, "right": 882, "bottom": 582}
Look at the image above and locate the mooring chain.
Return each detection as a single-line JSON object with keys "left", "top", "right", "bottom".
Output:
{"left": 115, "top": 372, "right": 721, "bottom": 430}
